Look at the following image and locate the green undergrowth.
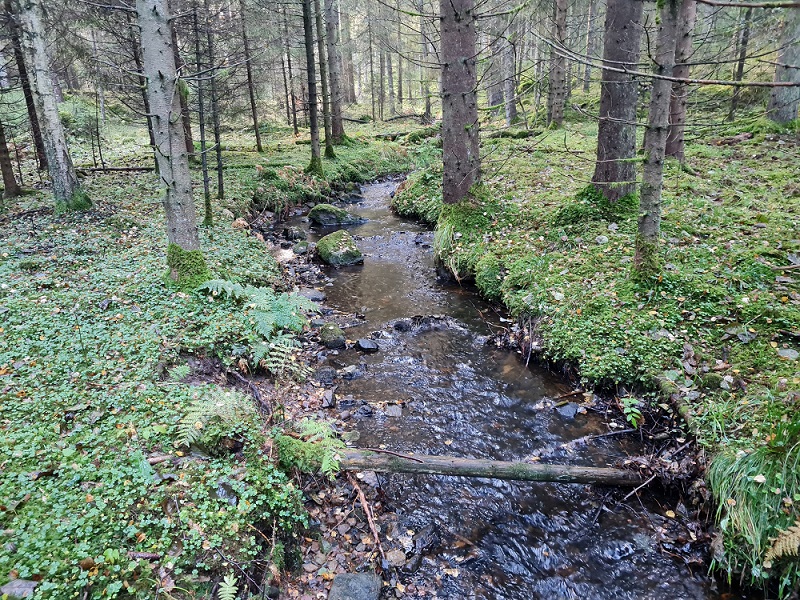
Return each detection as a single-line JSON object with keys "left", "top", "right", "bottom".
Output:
{"left": 393, "top": 121, "right": 800, "bottom": 594}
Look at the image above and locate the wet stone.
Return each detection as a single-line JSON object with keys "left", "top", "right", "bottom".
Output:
{"left": 328, "top": 573, "right": 382, "bottom": 600}
{"left": 284, "top": 226, "right": 307, "bottom": 241}
{"left": 0, "top": 580, "right": 38, "bottom": 599}
{"left": 320, "top": 324, "right": 346, "bottom": 349}
{"left": 299, "top": 287, "right": 326, "bottom": 302}
{"left": 556, "top": 402, "right": 579, "bottom": 419}
{"left": 385, "top": 548, "right": 407, "bottom": 567}
{"left": 314, "top": 366, "right": 337, "bottom": 386}
{"left": 356, "top": 339, "right": 379, "bottom": 353}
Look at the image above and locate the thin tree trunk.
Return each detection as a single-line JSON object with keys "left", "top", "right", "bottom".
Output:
{"left": 5, "top": 0, "right": 46, "bottom": 171}
{"left": 90, "top": 30, "right": 106, "bottom": 124}
{"left": 418, "top": 0, "right": 431, "bottom": 121}
{"left": 314, "top": 0, "right": 335, "bottom": 158}
{"left": 487, "top": 26, "right": 504, "bottom": 116}
{"left": 503, "top": 20, "right": 518, "bottom": 126}
{"left": 379, "top": 49, "right": 386, "bottom": 120}
{"left": 240, "top": 0, "right": 263, "bottom": 152}
{"left": 397, "top": 3, "right": 403, "bottom": 107}
{"left": 0, "top": 117, "right": 21, "bottom": 200}
{"left": 440, "top": 0, "right": 480, "bottom": 204}
{"left": 546, "top": 0, "right": 567, "bottom": 127}
{"left": 171, "top": 26, "right": 194, "bottom": 156}
{"left": 369, "top": 20, "right": 376, "bottom": 122}
{"left": 127, "top": 12, "right": 158, "bottom": 172}
{"left": 283, "top": 7, "right": 299, "bottom": 136}
{"left": 18, "top": 0, "right": 86, "bottom": 210}
{"left": 767, "top": 7, "right": 800, "bottom": 124}
{"left": 591, "top": 0, "right": 644, "bottom": 201}
{"left": 341, "top": 7, "right": 356, "bottom": 102}
{"left": 193, "top": 6, "right": 212, "bottom": 227}
{"left": 340, "top": 449, "right": 645, "bottom": 486}
{"left": 665, "top": 0, "right": 697, "bottom": 161}
{"left": 302, "top": 0, "right": 323, "bottom": 176}
{"left": 203, "top": 0, "right": 223, "bottom": 199}
{"left": 635, "top": 0, "right": 680, "bottom": 278}
{"left": 728, "top": 7, "right": 751, "bottom": 120}
{"left": 325, "top": 0, "right": 346, "bottom": 142}
{"left": 137, "top": 0, "right": 207, "bottom": 286}
{"left": 583, "top": 0, "right": 597, "bottom": 92}
{"left": 387, "top": 46, "right": 396, "bottom": 115}
{"left": 281, "top": 52, "right": 291, "bottom": 126}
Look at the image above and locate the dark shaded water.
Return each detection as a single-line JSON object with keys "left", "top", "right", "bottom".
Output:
{"left": 293, "top": 182, "right": 725, "bottom": 599}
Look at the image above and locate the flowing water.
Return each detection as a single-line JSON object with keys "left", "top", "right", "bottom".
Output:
{"left": 291, "top": 182, "right": 730, "bottom": 599}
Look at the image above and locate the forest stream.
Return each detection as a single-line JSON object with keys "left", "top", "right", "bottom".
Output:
{"left": 289, "top": 181, "right": 728, "bottom": 599}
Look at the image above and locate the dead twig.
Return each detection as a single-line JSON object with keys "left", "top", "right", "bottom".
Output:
{"left": 621, "top": 474, "right": 658, "bottom": 502}
{"left": 347, "top": 473, "right": 386, "bottom": 565}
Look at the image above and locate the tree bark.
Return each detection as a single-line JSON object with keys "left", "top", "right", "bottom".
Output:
{"left": 301, "top": 0, "right": 323, "bottom": 176}
{"left": 665, "top": 0, "right": 697, "bottom": 161}
{"left": 369, "top": 19, "right": 377, "bottom": 121}
{"left": 126, "top": 11, "right": 158, "bottom": 172}
{"left": 591, "top": 0, "right": 644, "bottom": 201}
{"left": 440, "top": 0, "right": 480, "bottom": 204}
{"left": 583, "top": 0, "right": 597, "bottom": 92}
{"left": 635, "top": 0, "right": 680, "bottom": 278}
{"left": 193, "top": 6, "right": 212, "bottom": 227}
{"left": 379, "top": 48, "right": 386, "bottom": 120}
{"left": 324, "top": 0, "right": 346, "bottom": 142}
{"left": 17, "top": 0, "right": 86, "bottom": 210}
{"left": 283, "top": 6, "right": 299, "bottom": 136}
{"left": 6, "top": 1, "right": 46, "bottom": 171}
{"left": 546, "top": 0, "right": 568, "bottom": 127}
{"left": 486, "top": 25, "right": 504, "bottom": 116}
{"left": 203, "top": 0, "right": 224, "bottom": 199}
{"left": 418, "top": 0, "right": 432, "bottom": 121}
{"left": 340, "top": 7, "right": 356, "bottom": 103}
{"left": 767, "top": 7, "right": 800, "bottom": 123}
{"left": 728, "top": 7, "right": 752, "bottom": 120}
{"left": 240, "top": 0, "right": 263, "bottom": 153}
{"left": 170, "top": 25, "right": 194, "bottom": 157}
{"left": 137, "top": 0, "right": 207, "bottom": 285}
{"left": 314, "top": 0, "right": 335, "bottom": 158}
{"left": 503, "top": 21, "right": 518, "bottom": 126}
{"left": 340, "top": 450, "right": 644, "bottom": 486}
{"left": 0, "top": 117, "right": 21, "bottom": 200}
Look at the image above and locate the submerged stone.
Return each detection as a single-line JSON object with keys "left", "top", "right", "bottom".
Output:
{"left": 317, "top": 230, "right": 363, "bottom": 267}
{"left": 308, "top": 203, "right": 364, "bottom": 226}
{"left": 355, "top": 338, "right": 379, "bottom": 353}
{"left": 320, "top": 323, "right": 346, "bottom": 348}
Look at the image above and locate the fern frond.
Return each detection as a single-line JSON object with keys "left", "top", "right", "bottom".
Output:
{"left": 175, "top": 391, "right": 256, "bottom": 449}
{"left": 765, "top": 519, "right": 800, "bottom": 564}
{"left": 198, "top": 279, "right": 246, "bottom": 300}
{"left": 217, "top": 573, "right": 238, "bottom": 600}
{"left": 251, "top": 310, "right": 278, "bottom": 338}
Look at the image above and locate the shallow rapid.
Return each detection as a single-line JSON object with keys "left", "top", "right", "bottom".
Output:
{"left": 295, "top": 181, "right": 726, "bottom": 599}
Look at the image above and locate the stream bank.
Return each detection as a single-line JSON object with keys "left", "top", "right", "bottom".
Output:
{"left": 272, "top": 181, "right": 745, "bottom": 599}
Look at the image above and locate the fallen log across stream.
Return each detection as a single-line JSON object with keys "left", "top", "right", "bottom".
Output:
{"left": 339, "top": 449, "right": 645, "bottom": 486}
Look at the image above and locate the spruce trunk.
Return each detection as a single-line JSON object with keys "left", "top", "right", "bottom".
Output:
{"left": 301, "top": 0, "right": 323, "bottom": 176}
{"left": 767, "top": 8, "right": 800, "bottom": 124}
{"left": 665, "top": 0, "right": 697, "bottom": 161}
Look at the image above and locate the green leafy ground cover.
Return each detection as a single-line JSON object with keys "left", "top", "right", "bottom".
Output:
{"left": 0, "top": 125, "right": 406, "bottom": 598}
{"left": 393, "top": 118, "right": 800, "bottom": 594}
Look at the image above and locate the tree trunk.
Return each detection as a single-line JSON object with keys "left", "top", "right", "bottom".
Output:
{"left": 767, "top": 8, "right": 800, "bottom": 124}
{"left": 728, "top": 7, "right": 752, "bottom": 121}
{"left": 340, "top": 7, "right": 356, "bottom": 103}
{"left": 0, "top": 117, "right": 21, "bottom": 200}
{"left": 583, "top": 0, "right": 597, "bottom": 92}
{"left": 203, "top": 0, "right": 224, "bottom": 199}
{"left": 302, "top": 0, "right": 323, "bottom": 176}
{"left": 283, "top": 6, "right": 299, "bottom": 136}
{"left": 171, "top": 26, "right": 194, "bottom": 157}
{"left": 418, "top": 0, "right": 432, "bottom": 121}
{"left": 665, "top": 0, "right": 697, "bottom": 161}
{"left": 324, "top": 0, "right": 346, "bottom": 142}
{"left": 591, "top": 0, "right": 644, "bottom": 201}
{"left": 193, "top": 6, "right": 212, "bottom": 227}
{"left": 281, "top": 51, "right": 291, "bottom": 126}
{"left": 546, "top": 0, "right": 567, "bottom": 127}
{"left": 635, "top": 0, "right": 680, "bottom": 279}
{"left": 5, "top": 0, "right": 46, "bottom": 171}
{"left": 240, "top": 0, "right": 263, "bottom": 152}
{"left": 379, "top": 48, "right": 386, "bottom": 120}
{"left": 397, "top": 4, "right": 403, "bottom": 107}
{"left": 387, "top": 46, "right": 396, "bottom": 115}
{"left": 18, "top": 0, "right": 86, "bottom": 211}
{"left": 127, "top": 12, "right": 158, "bottom": 173}
{"left": 340, "top": 449, "right": 644, "bottom": 486}
{"left": 137, "top": 0, "right": 208, "bottom": 287}
{"left": 503, "top": 22, "right": 518, "bottom": 126}
{"left": 369, "top": 20, "right": 376, "bottom": 122}
{"left": 486, "top": 26, "right": 504, "bottom": 116}
{"left": 314, "top": 0, "right": 335, "bottom": 158}
{"left": 440, "top": 0, "right": 480, "bottom": 204}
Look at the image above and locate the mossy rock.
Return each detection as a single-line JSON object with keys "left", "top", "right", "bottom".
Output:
{"left": 316, "top": 230, "right": 363, "bottom": 267}
{"left": 319, "top": 323, "right": 346, "bottom": 349}
{"left": 308, "top": 203, "right": 364, "bottom": 226}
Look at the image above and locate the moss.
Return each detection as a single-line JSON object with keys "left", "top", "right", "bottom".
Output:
{"left": 56, "top": 188, "right": 92, "bottom": 214}
{"left": 632, "top": 238, "right": 663, "bottom": 282}
{"left": 308, "top": 203, "right": 362, "bottom": 226}
{"left": 475, "top": 253, "right": 505, "bottom": 301}
{"left": 554, "top": 184, "right": 638, "bottom": 226}
{"left": 316, "top": 230, "right": 363, "bottom": 267}
{"left": 306, "top": 155, "right": 324, "bottom": 178}
{"left": 165, "top": 243, "right": 212, "bottom": 290}
{"left": 319, "top": 323, "right": 345, "bottom": 348}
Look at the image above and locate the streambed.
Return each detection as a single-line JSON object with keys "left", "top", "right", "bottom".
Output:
{"left": 289, "top": 181, "right": 729, "bottom": 599}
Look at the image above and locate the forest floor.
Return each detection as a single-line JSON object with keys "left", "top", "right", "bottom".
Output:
{"left": 393, "top": 110, "right": 800, "bottom": 593}
{"left": 1, "top": 104, "right": 798, "bottom": 599}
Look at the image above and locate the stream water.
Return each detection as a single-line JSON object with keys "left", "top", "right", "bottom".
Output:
{"left": 292, "top": 182, "right": 728, "bottom": 599}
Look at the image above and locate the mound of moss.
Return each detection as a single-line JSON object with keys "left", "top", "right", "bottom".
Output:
{"left": 316, "top": 230, "right": 363, "bottom": 266}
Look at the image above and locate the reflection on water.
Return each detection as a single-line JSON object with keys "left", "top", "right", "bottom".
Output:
{"left": 294, "top": 182, "right": 725, "bottom": 599}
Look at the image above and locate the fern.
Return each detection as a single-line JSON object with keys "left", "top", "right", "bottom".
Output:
{"left": 765, "top": 519, "right": 800, "bottom": 565}
{"left": 199, "top": 279, "right": 246, "bottom": 300}
{"left": 175, "top": 391, "right": 256, "bottom": 449}
{"left": 276, "top": 418, "right": 345, "bottom": 479}
{"left": 217, "top": 573, "right": 238, "bottom": 600}
{"left": 253, "top": 334, "right": 311, "bottom": 382}
{"left": 168, "top": 364, "right": 191, "bottom": 382}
